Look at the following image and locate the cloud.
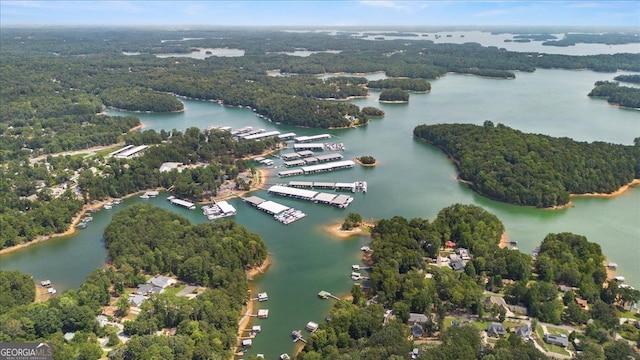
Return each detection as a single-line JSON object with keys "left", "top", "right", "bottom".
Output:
{"left": 473, "top": 9, "right": 509, "bottom": 17}
{"left": 359, "top": 0, "right": 428, "bottom": 11}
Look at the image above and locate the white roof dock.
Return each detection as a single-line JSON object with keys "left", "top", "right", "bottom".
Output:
{"left": 293, "top": 143, "right": 325, "bottom": 151}
{"left": 243, "top": 196, "right": 266, "bottom": 207}
{"left": 316, "top": 153, "right": 343, "bottom": 162}
{"left": 330, "top": 194, "right": 354, "bottom": 208}
{"left": 114, "top": 145, "right": 148, "bottom": 159}
{"left": 278, "top": 132, "right": 297, "bottom": 140}
{"left": 284, "top": 159, "right": 306, "bottom": 168}
{"left": 297, "top": 150, "right": 315, "bottom": 157}
{"left": 301, "top": 160, "right": 356, "bottom": 174}
{"left": 281, "top": 153, "right": 301, "bottom": 161}
{"left": 216, "top": 201, "right": 236, "bottom": 214}
{"left": 278, "top": 169, "right": 304, "bottom": 177}
{"left": 268, "top": 185, "right": 318, "bottom": 200}
{"left": 288, "top": 181, "right": 314, "bottom": 188}
{"left": 313, "top": 192, "right": 336, "bottom": 203}
{"left": 257, "top": 201, "right": 290, "bottom": 215}
{"left": 231, "top": 126, "right": 253, "bottom": 136}
{"left": 169, "top": 198, "right": 196, "bottom": 210}
{"left": 267, "top": 185, "right": 354, "bottom": 208}
{"left": 294, "top": 134, "right": 331, "bottom": 143}
{"left": 242, "top": 130, "right": 281, "bottom": 140}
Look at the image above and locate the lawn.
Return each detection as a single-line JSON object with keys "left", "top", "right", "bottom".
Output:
{"left": 535, "top": 324, "right": 570, "bottom": 356}
{"left": 163, "top": 284, "right": 187, "bottom": 297}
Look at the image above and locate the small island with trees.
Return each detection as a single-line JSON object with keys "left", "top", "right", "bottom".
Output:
{"left": 361, "top": 106, "right": 385, "bottom": 117}
{"left": 355, "top": 155, "right": 378, "bottom": 166}
{"left": 379, "top": 88, "right": 410, "bottom": 103}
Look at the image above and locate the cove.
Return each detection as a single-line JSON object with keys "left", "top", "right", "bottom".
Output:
{"left": 1, "top": 68, "right": 639, "bottom": 358}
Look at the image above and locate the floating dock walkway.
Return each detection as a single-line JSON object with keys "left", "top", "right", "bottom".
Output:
{"left": 242, "top": 196, "right": 306, "bottom": 224}
{"left": 318, "top": 291, "right": 340, "bottom": 300}
{"left": 267, "top": 185, "right": 354, "bottom": 208}
{"left": 286, "top": 180, "right": 367, "bottom": 193}
{"left": 277, "top": 160, "right": 356, "bottom": 177}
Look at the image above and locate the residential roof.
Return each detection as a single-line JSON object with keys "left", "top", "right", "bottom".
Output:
{"left": 450, "top": 260, "right": 465, "bottom": 271}
{"left": 544, "top": 333, "right": 568, "bottom": 347}
{"left": 411, "top": 324, "right": 424, "bottom": 338}
{"left": 408, "top": 313, "right": 428, "bottom": 324}
{"left": 487, "top": 323, "right": 507, "bottom": 337}
{"left": 148, "top": 276, "right": 175, "bottom": 289}
{"left": 515, "top": 325, "right": 532, "bottom": 339}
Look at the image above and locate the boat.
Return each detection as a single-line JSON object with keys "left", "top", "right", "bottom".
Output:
{"left": 112, "top": 198, "right": 123, "bottom": 205}
{"left": 76, "top": 222, "right": 87, "bottom": 229}
{"left": 614, "top": 276, "right": 625, "bottom": 282}
{"left": 280, "top": 354, "right": 291, "bottom": 360}
{"left": 103, "top": 204, "right": 113, "bottom": 210}
{"left": 139, "top": 194, "right": 149, "bottom": 199}
{"left": 82, "top": 216, "right": 93, "bottom": 222}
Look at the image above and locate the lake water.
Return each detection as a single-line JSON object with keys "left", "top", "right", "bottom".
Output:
{"left": 2, "top": 67, "right": 639, "bottom": 358}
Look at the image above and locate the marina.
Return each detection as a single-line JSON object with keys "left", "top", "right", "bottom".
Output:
{"left": 202, "top": 201, "right": 237, "bottom": 220}
{"left": 294, "top": 134, "right": 331, "bottom": 143}
{"left": 286, "top": 180, "right": 367, "bottom": 193}
{"left": 167, "top": 196, "right": 196, "bottom": 210}
{"left": 277, "top": 160, "right": 356, "bottom": 177}
{"left": 242, "top": 196, "right": 307, "bottom": 224}
{"left": 241, "top": 130, "right": 281, "bottom": 141}
{"left": 283, "top": 153, "right": 344, "bottom": 167}
{"left": 292, "top": 142, "right": 346, "bottom": 152}
{"left": 267, "top": 185, "right": 354, "bottom": 208}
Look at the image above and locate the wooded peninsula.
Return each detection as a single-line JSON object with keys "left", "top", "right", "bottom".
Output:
{"left": 413, "top": 122, "right": 639, "bottom": 208}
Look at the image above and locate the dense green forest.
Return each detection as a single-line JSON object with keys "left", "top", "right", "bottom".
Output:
{"left": 614, "top": 74, "right": 640, "bottom": 84}
{"left": 379, "top": 88, "right": 410, "bottom": 102}
{"left": 588, "top": 81, "right": 640, "bottom": 109}
{"left": 0, "top": 270, "right": 36, "bottom": 311}
{"left": 100, "top": 87, "right": 185, "bottom": 112}
{"left": 414, "top": 122, "right": 639, "bottom": 208}
{"left": 0, "top": 127, "right": 277, "bottom": 250}
{"left": 3, "top": 28, "right": 640, "bottom": 157}
{"left": 542, "top": 33, "right": 640, "bottom": 47}
{"left": 367, "top": 78, "right": 431, "bottom": 92}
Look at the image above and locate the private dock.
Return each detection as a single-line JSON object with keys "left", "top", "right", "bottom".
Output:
{"left": 167, "top": 196, "right": 196, "bottom": 210}
{"left": 318, "top": 290, "right": 340, "bottom": 300}
{"left": 202, "top": 201, "right": 236, "bottom": 220}
{"left": 267, "top": 185, "right": 354, "bottom": 208}
{"left": 291, "top": 330, "right": 307, "bottom": 343}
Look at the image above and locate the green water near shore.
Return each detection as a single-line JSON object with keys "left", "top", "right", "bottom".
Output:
{"left": 2, "top": 68, "right": 639, "bottom": 358}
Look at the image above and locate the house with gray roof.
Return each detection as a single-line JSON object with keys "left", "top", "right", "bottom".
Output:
{"left": 515, "top": 324, "right": 532, "bottom": 341}
{"left": 148, "top": 276, "right": 176, "bottom": 289}
{"left": 486, "top": 323, "right": 507, "bottom": 338}
{"left": 129, "top": 294, "right": 147, "bottom": 307}
{"left": 408, "top": 313, "right": 428, "bottom": 324}
{"left": 411, "top": 324, "right": 424, "bottom": 338}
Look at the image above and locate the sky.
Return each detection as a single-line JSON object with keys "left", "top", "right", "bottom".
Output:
{"left": 1, "top": 1, "right": 639, "bottom": 28}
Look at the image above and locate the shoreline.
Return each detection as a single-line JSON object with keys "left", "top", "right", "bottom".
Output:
{"left": 1, "top": 150, "right": 274, "bottom": 256}
{"left": 498, "top": 232, "right": 509, "bottom": 249}
{"left": 234, "top": 255, "right": 272, "bottom": 358}
{"left": 570, "top": 179, "right": 640, "bottom": 199}
{"left": 420, "top": 138, "right": 640, "bottom": 210}
{"left": 322, "top": 220, "right": 375, "bottom": 239}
